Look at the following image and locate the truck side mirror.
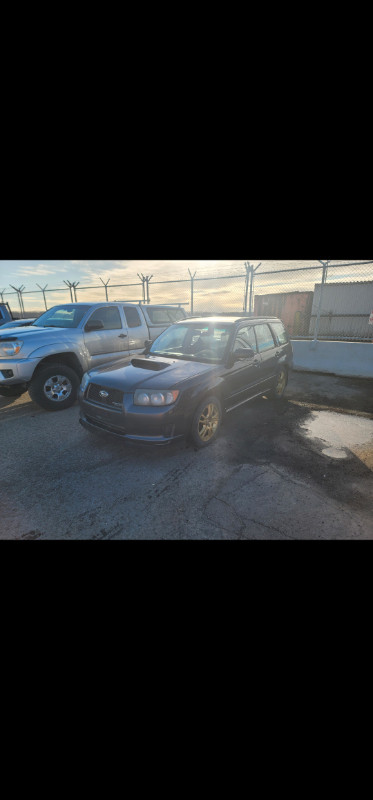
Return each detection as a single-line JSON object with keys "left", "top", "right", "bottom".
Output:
{"left": 85, "top": 319, "right": 105, "bottom": 332}
{"left": 143, "top": 339, "right": 152, "bottom": 354}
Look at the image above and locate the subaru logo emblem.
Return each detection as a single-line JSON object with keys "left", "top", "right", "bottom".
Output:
{"left": 99, "top": 390, "right": 109, "bottom": 398}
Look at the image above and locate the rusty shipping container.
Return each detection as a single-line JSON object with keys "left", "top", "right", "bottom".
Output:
{"left": 254, "top": 291, "right": 313, "bottom": 336}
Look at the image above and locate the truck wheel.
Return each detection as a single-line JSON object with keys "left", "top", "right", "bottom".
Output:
{"left": 29, "top": 364, "right": 80, "bottom": 411}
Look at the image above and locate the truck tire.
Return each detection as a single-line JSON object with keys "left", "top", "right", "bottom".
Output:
{"left": 29, "top": 363, "right": 80, "bottom": 411}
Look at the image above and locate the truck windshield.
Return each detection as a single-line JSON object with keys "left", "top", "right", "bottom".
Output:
{"left": 32, "top": 305, "right": 92, "bottom": 328}
{"left": 150, "top": 323, "right": 233, "bottom": 363}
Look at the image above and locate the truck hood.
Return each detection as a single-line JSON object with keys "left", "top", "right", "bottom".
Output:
{"left": 87, "top": 355, "right": 219, "bottom": 391}
{"left": 0, "top": 325, "right": 70, "bottom": 340}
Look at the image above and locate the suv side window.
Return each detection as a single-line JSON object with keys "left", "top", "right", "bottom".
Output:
{"left": 234, "top": 325, "right": 257, "bottom": 352}
{"left": 123, "top": 307, "right": 142, "bottom": 328}
{"left": 89, "top": 307, "right": 122, "bottom": 330}
{"left": 254, "top": 324, "right": 275, "bottom": 353}
{"left": 271, "top": 322, "right": 289, "bottom": 345}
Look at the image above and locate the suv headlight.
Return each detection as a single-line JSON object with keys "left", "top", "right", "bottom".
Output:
{"left": 134, "top": 389, "right": 179, "bottom": 406}
{"left": 0, "top": 340, "right": 23, "bottom": 357}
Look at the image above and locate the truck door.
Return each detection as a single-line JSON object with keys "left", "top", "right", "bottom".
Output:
{"left": 83, "top": 306, "right": 129, "bottom": 368}
{"left": 122, "top": 306, "right": 149, "bottom": 354}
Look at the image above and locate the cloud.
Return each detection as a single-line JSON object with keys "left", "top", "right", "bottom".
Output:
{"left": 17, "top": 264, "right": 67, "bottom": 278}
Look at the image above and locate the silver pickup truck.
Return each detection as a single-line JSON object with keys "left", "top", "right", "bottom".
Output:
{"left": 0, "top": 301, "right": 188, "bottom": 410}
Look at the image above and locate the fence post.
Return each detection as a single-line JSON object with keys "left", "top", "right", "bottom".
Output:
{"left": 146, "top": 275, "right": 153, "bottom": 303}
{"left": 243, "top": 263, "right": 250, "bottom": 312}
{"left": 244, "top": 262, "right": 261, "bottom": 314}
{"left": 188, "top": 269, "right": 196, "bottom": 315}
{"left": 10, "top": 285, "right": 25, "bottom": 317}
{"left": 63, "top": 280, "right": 80, "bottom": 302}
{"left": 313, "top": 260, "right": 330, "bottom": 343}
{"left": 137, "top": 274, "right": 153, "bottom": 303}
{"left": 100, "top": 277, "right": 110, "bottom": 301}
{"left": 36, "top": 284, "right": 49, "bottom": 311}
{"left": 137, "top": 274, "right": 147, "bottom": 303}
{"left": 63, "top": 280, "right": 74, "bottom": 302}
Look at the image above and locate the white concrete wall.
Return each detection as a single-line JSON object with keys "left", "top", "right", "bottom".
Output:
{"left": 291, "top": 340, "right": 373, "bottom": 379}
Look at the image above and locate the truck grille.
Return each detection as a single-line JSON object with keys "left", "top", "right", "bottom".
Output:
{"left": 86, "top": 383, "right": 124, "bottom": 409}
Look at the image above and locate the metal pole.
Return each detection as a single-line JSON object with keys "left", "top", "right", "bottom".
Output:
{"left": 63, "top": 280, "right": 74, "bottom": 302}
{"left": 188, "top": 269, "right": 196, "bottom": 315}
{"left": 243, "top": 263, "right": 250, "bottom": 312}
{"left": 313, "top": 261, "right": 330, "bottom": 343}
{"left": 100, "top": 278, "right": 110, "bottom": 302}
{"left": 37, "top": 284, "right": 49, "bottom": 311}
{"left": 244, "top": 262, "right": 261, "bottom": 315}
{"left": 137, "top": 274, "right": 146, "bottom": 303}
{"left": 10, "top": 285, "right": 25, "bottom": 317}
{"left": 146, "top": 275, "right": 153, "bottom": 304}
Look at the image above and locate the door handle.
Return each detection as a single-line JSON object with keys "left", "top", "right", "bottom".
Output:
{"left": 118, "top": 334, "right": 127, "bottom": 339}
{"left": 253, "top": 358, "right": 260, "bottom": 367}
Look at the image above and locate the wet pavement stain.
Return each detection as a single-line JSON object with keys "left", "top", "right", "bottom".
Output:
{"left": 300, "top": 410, "right": 373, "bottom": 469}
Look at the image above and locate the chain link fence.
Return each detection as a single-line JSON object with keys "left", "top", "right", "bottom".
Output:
{"left": 2, "top": 260, "right": 372, "bottom": 341}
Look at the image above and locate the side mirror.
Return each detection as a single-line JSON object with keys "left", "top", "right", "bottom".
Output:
{"left": 143, "top": 339, "right": 152, "bottom": 354}
{"left": 227, "top": 347, "right": 255, "bottom": 367}
{"left": 235, "top": 347, "right": 255, "bottom": 360}
{"left": 85, "top": 319, "right": 105, "bottom": 332}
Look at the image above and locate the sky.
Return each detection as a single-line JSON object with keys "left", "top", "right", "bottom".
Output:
{"left": 0, "top": 259, "right": 370, "bottom": 314}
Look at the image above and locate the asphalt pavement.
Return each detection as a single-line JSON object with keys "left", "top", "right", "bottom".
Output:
{"left": 1, "top": 371, "right": 372, "bottom": 540}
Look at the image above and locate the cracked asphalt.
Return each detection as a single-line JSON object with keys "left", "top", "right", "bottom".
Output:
{"left": 1, "top": 372, "right": 372, "bottom": 539}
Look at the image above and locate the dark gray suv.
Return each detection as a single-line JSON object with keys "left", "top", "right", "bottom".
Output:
{"left": 79, "top": 316, "right": 293, "bottom": 448}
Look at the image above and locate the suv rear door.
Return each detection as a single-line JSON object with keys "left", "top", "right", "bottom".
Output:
{"left": 252, "top": 323, "right": 278, "bottom": 390}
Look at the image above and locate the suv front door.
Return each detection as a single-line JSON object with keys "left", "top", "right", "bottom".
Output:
{"left": 224, "top": 324, "right": 264, "bottom": 411}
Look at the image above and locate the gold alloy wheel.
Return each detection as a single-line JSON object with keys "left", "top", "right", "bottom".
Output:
{"left": 275, "top": 369, "right": 287, "bottom": 396}
{"left": 197, "top": 402, "right": 220, "bottom": 443}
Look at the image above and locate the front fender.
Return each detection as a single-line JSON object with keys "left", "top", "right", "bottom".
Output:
{"left": 187, "top": 374, "right": 226, "bottom": 408}
{"left": 28, "top": 340, "right": 88, "bottom": 371}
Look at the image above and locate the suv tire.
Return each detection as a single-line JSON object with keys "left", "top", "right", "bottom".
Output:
{"left": 190, "top": 396, "right": 222, "bottom": 448}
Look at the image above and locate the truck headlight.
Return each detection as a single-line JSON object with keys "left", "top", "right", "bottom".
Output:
{"left": 0, "top": 340, "right": 22, "bottom": 357}
{"left": 134, "top": 389, "right": 179, "bottom": 406}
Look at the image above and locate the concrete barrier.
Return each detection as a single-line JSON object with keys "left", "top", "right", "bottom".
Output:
{"left": 291, "top": 340, "right": 373, "bottom": 379}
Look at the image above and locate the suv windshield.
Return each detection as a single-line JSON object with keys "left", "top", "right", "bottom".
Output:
{"left": 150, "top": 322, "right": 233, "bottom": 363}
{"left": 32, "top": 305, "right": 92, "bottom": 328}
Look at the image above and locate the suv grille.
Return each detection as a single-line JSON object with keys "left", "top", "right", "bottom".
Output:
{"left": 86, "top": 383, "right": 124, "bottom": 409}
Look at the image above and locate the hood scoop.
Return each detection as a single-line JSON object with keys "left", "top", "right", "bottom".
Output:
{"left": 131, "top": 358, "right": 169, "bottom": 371}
